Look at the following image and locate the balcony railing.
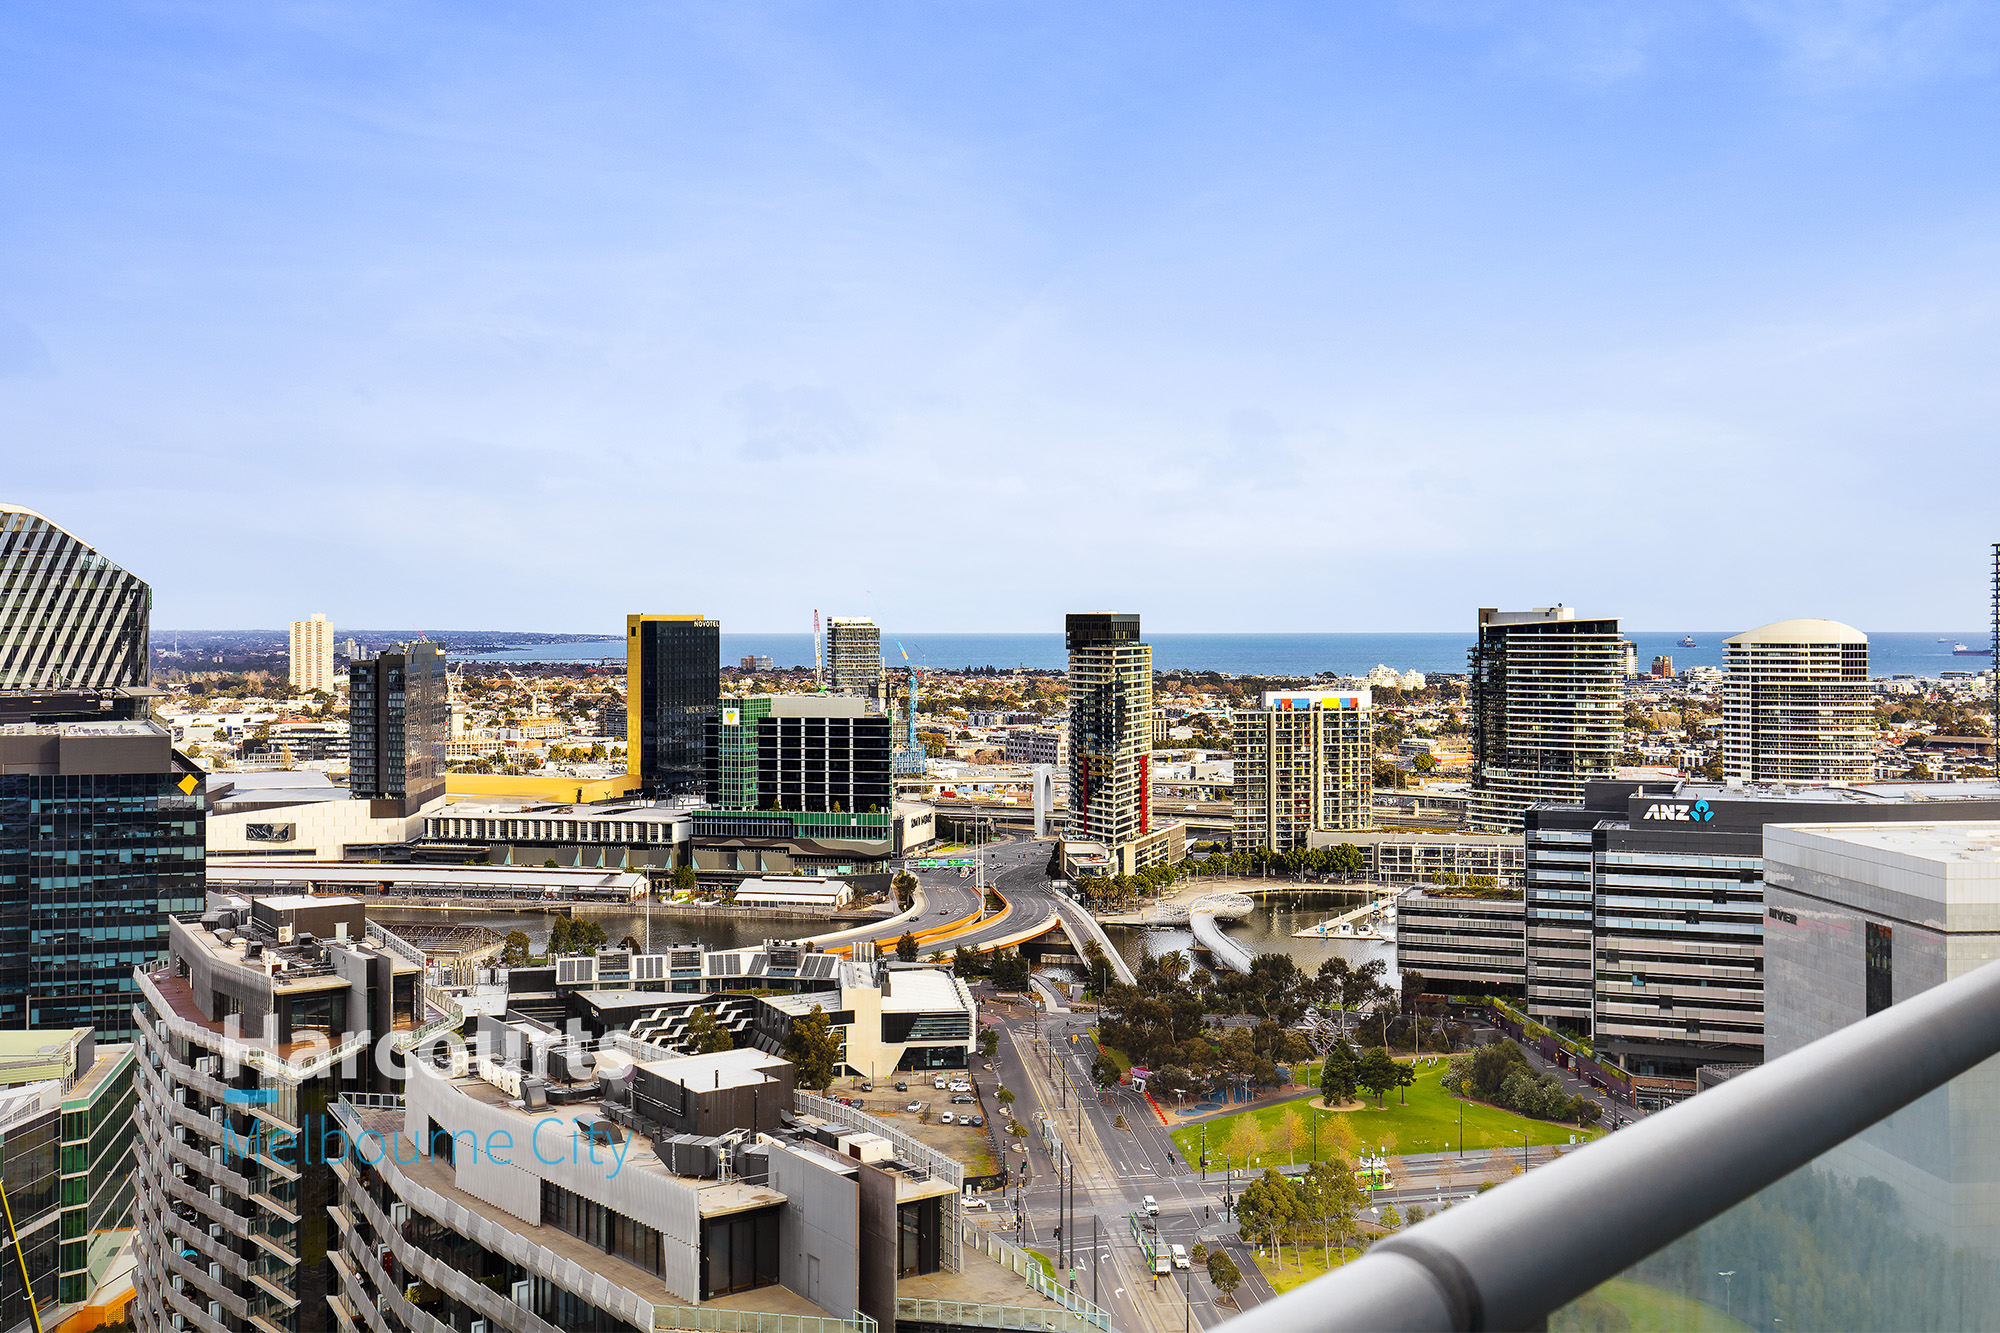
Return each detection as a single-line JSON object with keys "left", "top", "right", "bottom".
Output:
{"left": 1215, "top": 953, "right": 2000, "bottom": 1331}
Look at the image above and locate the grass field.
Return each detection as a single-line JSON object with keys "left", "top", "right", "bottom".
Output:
{"left": 1169, "top": 1065, "right": 1601, "bottom": 1169}
{"left": 1256, "top": 1241, "right": 1363, "bottom": 1295}
{"left": 1550, "top": 1278, "right": 1752, "bottom": 1332}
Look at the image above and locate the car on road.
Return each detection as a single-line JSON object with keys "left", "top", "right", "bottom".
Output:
{"left": 905, "top": 1101, "right": 923, "bottom": 1114}
{"left": 939, "top": 1112, "right": 955, "bottom": 1125}
{"left": 1171, "top": 1245, "right": 1189, "bottom": 1270}
{"left": 1143, "top": 1196, "right": 1158, "bottom": 1216}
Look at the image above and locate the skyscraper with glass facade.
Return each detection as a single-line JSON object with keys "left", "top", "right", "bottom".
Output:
{"left": 347, "top": 641, "right": 447, "bottom": 815}
{"left": 0, "top": 504, "right": 150, "bottom": 690}
{"left": 628, "top": 614, "right": 721, "bottom": 797}
{"left": 1468, "top": 605, "right": 1625, "bottom": 832}
{"left": 0, "top": 695, "right": 205, "bottom": 1039}
{"left": 1067, "top": 612, "right": 1173, "bottom": 874}
{"left": 0, "top": 505, "right": 200, "bottom": 1041}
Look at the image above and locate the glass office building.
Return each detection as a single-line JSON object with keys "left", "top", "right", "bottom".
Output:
{"left": 0, "top": 707, "right": 205, "bottom": 1040}
{"left": 628, "top": 615, "right": 721, "bottom": 797}
{"left": 348, "top": 641, "right": 447, "bottom": 815}
{"left": 0, "top": 505, "right": 151, "bottom": 691}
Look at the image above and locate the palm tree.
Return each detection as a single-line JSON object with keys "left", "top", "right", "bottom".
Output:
{"left": 1159, "top": 950, "right": 1189, "bottom": 984}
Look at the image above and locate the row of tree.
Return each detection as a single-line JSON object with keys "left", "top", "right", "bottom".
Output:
{"left": 1441, "top": 1041, "right": 1601, "bottom": 1125}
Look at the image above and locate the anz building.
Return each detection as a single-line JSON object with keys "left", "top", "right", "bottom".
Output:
{"left": 1526, "top": 778, "right": 2000, "bottom": 1099}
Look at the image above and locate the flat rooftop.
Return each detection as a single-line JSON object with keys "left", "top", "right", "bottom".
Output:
{"left": 0, "top": 719, "right": 163, "bottom": 737}
{"left": 1769, "top": 820, "right": 2000, "bottom": 864}
{"left": 641, "top": 1047, "right": 791, "bottom": 1091}
{"left": 1658, "top": 779, "right": 2000, "bottom": 806}
{"left": 879, "top": 969, "right": 973, "bottom": 1015}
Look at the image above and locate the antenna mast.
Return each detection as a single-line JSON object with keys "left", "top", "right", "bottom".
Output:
{"left": 1991, "top": 543, "right": 1998, "bottom": 767}
{"left": 814, "top": 609, "right": 822, "bottom": 691}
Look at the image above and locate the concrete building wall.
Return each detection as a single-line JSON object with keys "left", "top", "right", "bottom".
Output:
{"left": 764, "top": 1141, "right": 860, "bottom": 1316}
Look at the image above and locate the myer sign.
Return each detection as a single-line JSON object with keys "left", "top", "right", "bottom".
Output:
{"left": 1641, "top": 798, "right": 1716, "bottom": 823}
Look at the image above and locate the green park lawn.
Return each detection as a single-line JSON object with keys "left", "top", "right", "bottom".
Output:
{"left": 1169, "top": 1064, "right": 1601, "bottom": 1169}
{"left": 1257, "top": 1241, "right": 1363, "bottom": 1295}
{"left": 1550, "top": 1278, "right": 1752, "bottom": 1332}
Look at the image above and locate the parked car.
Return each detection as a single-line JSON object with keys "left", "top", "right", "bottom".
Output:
{"left": 949, "top": 1080, "right": 971, "bottom": 1092}
{"left": 860, "top": 1081, "right": 874, "bottom": 1092}
{"left": 965, "top": 1115, "right": 983, "bottom": 1127}
{"left": 939, "top": 1112, "right": 955, "bottom": 1125}
{"left": 951, "top": 1094, "right": 974, "bottom": 1105}
{"left": 934, "top": 1077, "right": 949, "bottom": 1090}
{"left": 895, "top": 1081, "right": 908, "bottom": 1092}
{"left": 905, "top": 1101, "right": 923, "bottom": 1114}
{"left": 963, "top": 1198, "right": 988, "bottom": 1211}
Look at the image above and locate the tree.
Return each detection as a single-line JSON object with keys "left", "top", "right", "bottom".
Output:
{"left": 1379, "top": 1203, "right": 1403, "bottom": 1229}
{"left": 1205, "top": 1249, "right": 1242, "bottom": 1303}
{"left": 1412, "top": 754, "right": 1437, "bottom": 774}
{"left": 500, "top": 931, "right": 531, "bottom": 967}
{"left": 1357, "top": 1047, "right": 1399, "bottom": 1108}
{"left": 671, "top": 865, "right": 697, "bottom": 895}
{"left": 1392, "top": 1059, "right": 1416, "bottom": 1105}
{"left": 684, "top": 1007, "right": 734, "bottom": 1054}
{"left": 1320, "top": 1041, "right": 1359, "bottom": 1106}
{"left": 980, "top": 1028, "right": 1000, "bottom": 1057}
{"left": 996, "top": 1088, "right": 1015, "bottom": 1110}
{"left": 990, "top": 950, "right": 1030, "bottom": 991}
{"left": 1092, "top": 1053, "right": 1123, "bottom": 1087}
{"left": 896, "top": 932, "right": 919, "bottom": 962}
{"left": 892, "top": 872, "right": 918, "bottom": 910}
{"left": 782, "top": 1004, "right": 841, "bottom": 1092}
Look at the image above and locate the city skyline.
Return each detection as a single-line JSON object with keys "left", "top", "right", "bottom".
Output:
{"left": 4, "top": 6, "right": 1999, "bottom": 630}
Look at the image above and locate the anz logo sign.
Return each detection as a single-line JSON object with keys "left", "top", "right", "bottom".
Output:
{"left": 1642, "top": 798, "right": 1716, "bottom": 823}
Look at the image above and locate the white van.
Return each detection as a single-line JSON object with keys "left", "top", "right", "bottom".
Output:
{"left": 1143, "top": 1196, "right": 1158, "bottom": 1216}
{"left": 1170, "top": 1244, "right": 1189, "bottom": 1270}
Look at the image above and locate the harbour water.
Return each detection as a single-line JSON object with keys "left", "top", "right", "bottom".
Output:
{"left": 458, "top": 631, "right": 1989, "bottom": 680}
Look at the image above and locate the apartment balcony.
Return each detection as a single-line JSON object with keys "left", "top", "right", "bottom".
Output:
{"left": 1211, "top": 950, "right": 2000, "bottom": 1330}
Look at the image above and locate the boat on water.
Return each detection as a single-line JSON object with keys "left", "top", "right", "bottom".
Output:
{"left": 1953, "top": 643, "right": 1993, "bottom": 657}
{"left": 1678, "top": 636, "right": 1697, "bottom": 648}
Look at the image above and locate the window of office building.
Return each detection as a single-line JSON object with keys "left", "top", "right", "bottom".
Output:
{"left": 1865, "top": 922, "right": 1893, "bottom": 1017}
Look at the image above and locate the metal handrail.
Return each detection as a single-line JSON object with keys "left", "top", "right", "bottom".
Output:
{"left": 1216, "top": 953, "right": 2000, "bottom": 1332}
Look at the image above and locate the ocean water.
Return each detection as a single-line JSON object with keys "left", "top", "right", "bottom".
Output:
{"left": 458, "top": 631, "right": 1991, "bottom": 679}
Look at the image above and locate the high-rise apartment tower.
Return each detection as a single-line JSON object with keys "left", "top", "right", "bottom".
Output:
{"left": 288, "top": 611, "right": 333, "bottom": 693}
{"left": 628, "top": 614, "right": 721, "bottom": 796}
{"left": 1066, "top": 613, "right": 1159, "bottom": 873}
{"left": 1720, "top": 619, "right": 1873, "bottom": 783}
{"left": 1468, "top": 606, "right": 1625, "bottom": 832}
{"left": 1232, "top": 690, "right": 1373, "bottom": 853}
{"left": 348, "top": 641, "right": 447, "bottom": 815}
{"left": 0, "top": 504, "right": 149, "bottom": 689}
{"left": 826, "top": 618, "right": 883, "bottom": 699}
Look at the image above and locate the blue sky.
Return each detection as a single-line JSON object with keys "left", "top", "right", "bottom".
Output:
{"left": 4, "top": 2, "right": 1999, "bottom": 632}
